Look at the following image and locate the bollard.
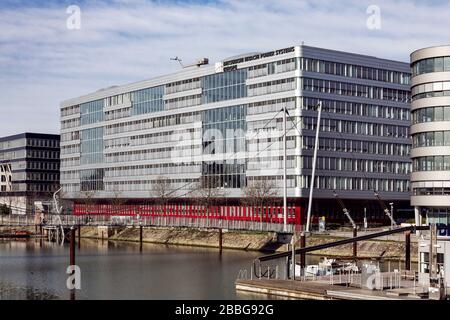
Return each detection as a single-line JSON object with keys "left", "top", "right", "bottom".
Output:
{"left": 405, "top": 231, "right": 411, "bottom": 271}
{"left": 353, "top": 228, "right": 358, "bottom": 261}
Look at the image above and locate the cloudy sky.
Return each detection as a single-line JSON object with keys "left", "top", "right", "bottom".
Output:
{"left": 0, "top": 0, "right": 448, "bottom": 136}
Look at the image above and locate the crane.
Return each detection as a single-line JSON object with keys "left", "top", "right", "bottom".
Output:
{"left": 374, "top": 191, "right": 397, "bottom": 227}
{"left": 333, "top": 191, "right": 357, "bottom": 229}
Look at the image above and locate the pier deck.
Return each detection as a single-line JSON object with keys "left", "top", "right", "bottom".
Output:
{"left": 235, "top": 279, "right": 426, "bottom": 300}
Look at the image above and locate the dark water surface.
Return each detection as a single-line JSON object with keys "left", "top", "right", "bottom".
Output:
{"left": 0, "top": 239, "right": 263, "bottom": 300}
{"left": 0, "top": 239, "right": 415, "bottom": 300}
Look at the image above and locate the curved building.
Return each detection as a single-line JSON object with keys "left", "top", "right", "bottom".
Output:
{"left": 411, "top": 45, "right": 450, "bottom": 228}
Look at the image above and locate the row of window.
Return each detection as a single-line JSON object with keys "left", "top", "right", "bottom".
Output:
{"left": 302, "top": 78, "right": 411, "bottom": 103}
{"left": 412, "top": 106, "right": 450, "bottom": 124}
{"left": 247, "top": 58, "right": 297, "bottom": 79}
{"left": 165, "top": 78, "right": 201, "bottom": 95}
{"left": 105, "top": 107, "right": 131, "bottom": 121}
{"left": 105, "top": 129, "right": 199, "bottom": 150}
{"left": 105, "top": 112, "right": 200, "bottom": 135}
{"left": 27, "top": 138, "right": 60, "bottom": 148}
{"left": 61, "top": 131, "right": 80, "bottom": 143}
{"left": 105, "top": 163, "right": 201, "bottom": 178}
{"left": 61, "top": 144, "right": 80, "bottom": 155}
{"left": 61, "top": 104, "right": 80, "bottom": 117}
{"left": 104, "top": 179, "right": 196, "bottom": 192}
{"left": 301, "top": 175, "right": 410, "bottom": 192}
{"left": 27, "top": 172, "right": 60, "bottom": 181}
{"left": 61, "top": 118, "right": 80, "bottom": 130}
{"left": 413, "top": 156, "right": 450, "bottom": 171}
{"left": 412, "top": 56, "right": 450, "bottom": 76}
{"left": 301, "top": 156, "right": 411, "bottom": 174}
{"left": 105, "top": 145, "right": 201, "bottom": 163}
{"left": 247, "top": 78, "right": 296, "bottom": 97}
{"left": 300, "top": 57, "right": 411, "bottom": 85}
{"left": 302, "top": 136, "right": 411, "bottom": 156}
{"left": 165, "top": 94, "right": 202, "bottom": 110}
{"left": 302, "top": 117, "right": 410, "bottom": 138}
{"left": 302, "top": 97, "right": 410, "bottom": 121}
{"left": 27, "top": 150, "right": 60, "bottom": 159}
{"left": 413, "top": 187, "right": 450, "bottom": 196}
{"left": 27, "top": 161, "right": 59, "bottom": 171}
{"left": 412, "top": 131, "right": 450, "bottom": 148}
{"left": 105, "top": 93, "right": 131, "bottom": 108}
{"left": 247, "top": 98, "right": 296, "bottom": 115}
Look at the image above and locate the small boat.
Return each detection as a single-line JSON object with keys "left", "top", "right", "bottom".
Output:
{"left": 294, "top": 257, "right": 359, "bottom": 277}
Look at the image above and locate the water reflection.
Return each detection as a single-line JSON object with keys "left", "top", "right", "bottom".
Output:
{"left": 0, "top": 239, "right": 417, "bottom": 300}
{"left": 0, "top": 239, "right": 260, "bottom": 300}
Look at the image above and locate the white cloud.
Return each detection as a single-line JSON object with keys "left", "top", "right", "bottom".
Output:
{"left": 0, "top": 0, "right": 449, "bottom": 136}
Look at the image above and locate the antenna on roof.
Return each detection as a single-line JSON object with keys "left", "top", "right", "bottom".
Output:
{"left": 170, "top": 56, "right": 184, "bottom": 68}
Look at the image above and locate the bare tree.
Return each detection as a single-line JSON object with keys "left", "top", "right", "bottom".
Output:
{"left": 151, "top": 177, "right": 173, "bottom": 214}
{"left": 79, "top": 190, "right": 96, "bottom": 216}
{"left": 242, "top": 179, "right": 279, "bottom": 223}
{"left": 191, "top": 176, "right": 227, "bottom": 215}
{"left": 110, "top": 186, "right": 126, "bottom": 216}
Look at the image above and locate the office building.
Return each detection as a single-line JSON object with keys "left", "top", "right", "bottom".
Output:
{"left": 60, "top": 45, "right": 412, "bottom": 223}
{"left": 0, "top": 133, "right": 60, "bottom": 215}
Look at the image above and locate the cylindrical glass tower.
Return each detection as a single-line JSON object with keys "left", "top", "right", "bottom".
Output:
{"left": 411, "top": 45, "right": 450, "bottom": 228}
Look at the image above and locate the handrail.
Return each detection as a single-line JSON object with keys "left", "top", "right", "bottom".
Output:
{"left": 257, "top": 225, "right": 430, "bottom": 262}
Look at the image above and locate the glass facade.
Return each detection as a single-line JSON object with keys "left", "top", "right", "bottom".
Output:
{"left": 80, "top": 169, "right": 104, "bottom": 191}
{"left": 81, "top": 127, "right": 104, "bottom": 165}
{"left": 202, "top": 105, "right": 246, "bottom": 155}
{"left": 80, "top": 100, "right": 104, "bottom": 125}
{"left": 202, "top": 105, "right": 246, "bottom": 189}
{"left": 202, "top": 69, "right": 247, "bottom": 103}
{"left": 132, "top": 86, "right": 164, "bottom": 115}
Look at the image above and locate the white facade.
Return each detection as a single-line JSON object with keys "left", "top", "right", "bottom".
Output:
{"left": 60, "top": 44, "right": 412, "bottom": 219}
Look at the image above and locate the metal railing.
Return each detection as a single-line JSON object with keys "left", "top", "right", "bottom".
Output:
{"left": 0, "top": 214, "right": 296, "bottom": 233}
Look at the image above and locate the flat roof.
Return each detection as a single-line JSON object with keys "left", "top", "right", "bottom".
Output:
{"left": 0, "top": 132, "right": 60, "bottom": 143}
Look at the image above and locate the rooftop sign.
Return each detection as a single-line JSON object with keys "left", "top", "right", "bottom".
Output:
{"left": 222, "top": 46, "right": 295, "bottom": 72}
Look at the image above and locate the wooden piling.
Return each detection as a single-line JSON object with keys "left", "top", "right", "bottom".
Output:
{"left": 219, "top": 228, "right": 223, "bottom": 253}
{"left": 70, "top": 227, "right": 76, "bottom": 301}
{"left": 139, "top": 225, "right": 143, "bottom": 252}
{"left": 77, "top": 225, "right": 81, "bottom": 250}
{"left": 353, "top": 228, "right": 358, "bottom": 261}
{"left": 300, "top": 233, "right": 306, "bottom": 270}
{"left": 70, "top": 227, "right": 76, "bottom": 266}
{"left": 405, "top": 231, "right": 411, "bottom": 271}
